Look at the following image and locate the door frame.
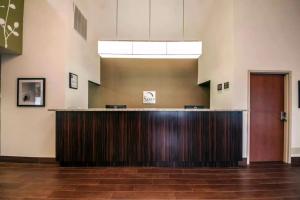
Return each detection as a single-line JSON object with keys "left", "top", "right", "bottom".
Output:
{"left": 247, "top": 70, "right": 292, "bottom": 164}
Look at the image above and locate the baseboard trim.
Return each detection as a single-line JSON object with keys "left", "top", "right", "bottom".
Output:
{"left": 291, "top": 157, "right": 300, "bottom": 167}
{"left": 1, "top": 156, "right": 294, "bottom": 166}
{"left": 0, "top": 156, "right": 57, "bottom": 164}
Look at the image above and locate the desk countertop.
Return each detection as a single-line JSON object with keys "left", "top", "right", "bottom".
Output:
{"left": 49, "top": 108, "right": 247, "bottom": 112}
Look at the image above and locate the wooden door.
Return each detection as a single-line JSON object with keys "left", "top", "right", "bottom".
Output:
{"left": 250, "top": 74, "right": 285, "bottom": 162}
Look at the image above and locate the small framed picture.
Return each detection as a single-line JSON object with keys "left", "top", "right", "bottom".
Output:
{"left": 17, "top": 78, "right": 46, "bottom": 107}
{"left": 69, "top": 73, "right": 78, "bottom": 89}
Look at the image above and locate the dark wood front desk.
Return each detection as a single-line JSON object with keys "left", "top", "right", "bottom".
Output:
{"left": 54, "top": 109, "right": 243, "bottom": 167}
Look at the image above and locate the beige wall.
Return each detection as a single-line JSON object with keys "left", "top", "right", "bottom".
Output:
{"left": 89, "top": 58, "right": 209, "bottom": 108}
{"left": 64, "top": 0, "right": 101, "bottom": 108}
{"left": 197, "top": 0, "right": 235, "bottom": 109}
{"left": 0, "top": 0, "right": 100, "bottom": 157}
{"left": 233, "top": 0, "right": 300, "bottom": 156}
{"left": 197, "top": 0, "right": 300, "bottom": 157}
{"left": 91, "top": 0, "right": 214, "bottom": 41}
{"left": 1, "top": 0, "right": 66, "bottom": 157}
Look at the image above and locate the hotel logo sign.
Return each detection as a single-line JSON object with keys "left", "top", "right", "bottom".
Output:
{"left": 143, "top": 91, "right": 156, "bottom": 104}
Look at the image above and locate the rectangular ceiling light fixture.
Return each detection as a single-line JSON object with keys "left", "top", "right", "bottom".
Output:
{"left": 98, "top": 41, "right": 202, "bottom": 59}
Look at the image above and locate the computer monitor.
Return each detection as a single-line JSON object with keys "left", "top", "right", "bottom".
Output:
{"left": 184, "top": 105, "right": 206, "bottom": 109}
{"left": 105, "top": 105, "right": 127, "bottom": 109}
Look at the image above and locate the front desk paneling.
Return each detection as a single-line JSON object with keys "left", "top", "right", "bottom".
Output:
{"left": 56, "top": 111, "right": 242, "bottom": 167}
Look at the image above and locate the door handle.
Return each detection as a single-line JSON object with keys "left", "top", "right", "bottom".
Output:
{"left": 280, "top": 112, "right": 287, "bottom": 122}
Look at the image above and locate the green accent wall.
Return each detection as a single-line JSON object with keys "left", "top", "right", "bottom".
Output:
{"left": 0, "top": 0, "right": 24, "bottom": 54}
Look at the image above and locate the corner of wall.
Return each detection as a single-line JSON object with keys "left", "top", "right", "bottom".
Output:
{"left": 197, "top": 0, "right": 235, "bottom": 109}
{"left": 64, "top": 0, "right": 100, "bottom": 109}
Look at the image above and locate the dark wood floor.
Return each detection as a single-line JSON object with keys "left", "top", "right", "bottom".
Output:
{"left": 0, "top": 163, "right": 300, "bottom": 199}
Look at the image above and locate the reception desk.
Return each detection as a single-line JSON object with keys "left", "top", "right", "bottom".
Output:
{"left": 52, "top": 109, "right": 243, "bottom": 167}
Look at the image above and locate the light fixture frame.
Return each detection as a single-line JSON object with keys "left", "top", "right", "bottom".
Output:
{"left": 98, "top": 41, "right": 202, "bottom": 59}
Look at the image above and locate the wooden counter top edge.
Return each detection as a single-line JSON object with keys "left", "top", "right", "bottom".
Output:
{"left": 49, "top": 108, "right": 247, "bottom": 112}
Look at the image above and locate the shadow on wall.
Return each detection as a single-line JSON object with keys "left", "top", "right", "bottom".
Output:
{"left": 88, "top": 58, "right": 210, "bottom": 108}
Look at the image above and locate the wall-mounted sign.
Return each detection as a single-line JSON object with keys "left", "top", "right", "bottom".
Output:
{"left": 69, "top": 73, "right": 78, "bottom": 89}
{"left": 143, "top": 91, "right": 156, "bottom": 104}
{"left": 217, "top": 84, "right": 222, "bottom": 91}
{"left": 224, "top": 82, "right": 230, "bottom": 89}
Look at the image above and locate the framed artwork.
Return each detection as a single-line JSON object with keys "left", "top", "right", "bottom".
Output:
{"left": 69, "top": 73, "right": 78, "bottom": 89}
{"left": 17, "top": 78, "right": 46, "bottom": 107}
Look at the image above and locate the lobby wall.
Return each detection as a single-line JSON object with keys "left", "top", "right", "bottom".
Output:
{"left": 198, "top": 0, "right": 300, "bottom": 158}
{"left": 0, "top": 0, "right": 100, "bottom": 157}
{"left": 89, "top": 58, "right": 209, "bottom": 108}
{"left": 64, "top": 0, "right": 101, "bottom": 108}
{"left": 233, "top": 0, "right": 300, "bottom": 156}
{"left": 197, "top": 0, "right": 235, "bottom": 109}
